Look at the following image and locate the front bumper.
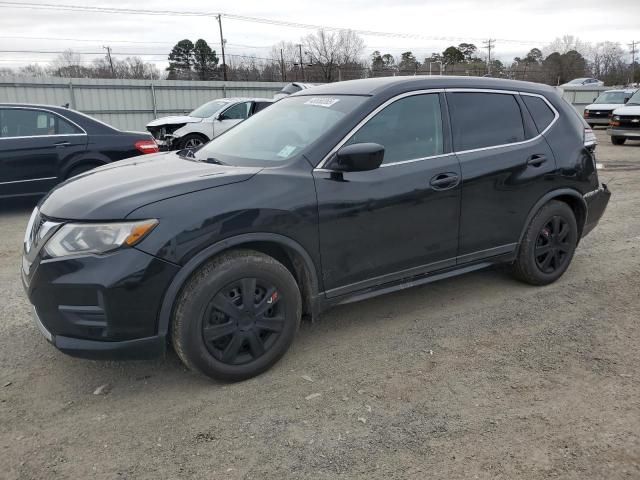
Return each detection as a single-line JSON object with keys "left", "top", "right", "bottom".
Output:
{"left": 23, "top": 246, "right": 180, "bottom": 360}
{"left": 607, "top": 127, "right": 640, "bottom": 139}
{"left": 582, "top": 184, "right": 611, "bottom": 237}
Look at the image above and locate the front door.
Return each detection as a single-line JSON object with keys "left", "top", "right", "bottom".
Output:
{"left": 313, "top": 92, "right": 461, "bottom": 298}
{"left": 213, "top": 101, "right": 252, "bottom": 138}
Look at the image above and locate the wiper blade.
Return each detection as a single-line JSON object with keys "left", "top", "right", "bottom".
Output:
{"left": 202, "top": 157, "right": 228, "bottom": 165}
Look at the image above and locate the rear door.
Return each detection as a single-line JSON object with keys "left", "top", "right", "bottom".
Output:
{"left": 0, "top": 107, "right": 87, "bottom": 197}
{"left": 314, "top": 92, "right": 462, "bottom": 297}
{"left": 447, "top": 90, "right": 557, "bottom": 262}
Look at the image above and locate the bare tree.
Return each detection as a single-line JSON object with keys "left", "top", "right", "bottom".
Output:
{"left": 50, "top": 49, "right": 88, "bottom": 78}
{"left": 303, "top": 29, "right": 364, "bottom": 82}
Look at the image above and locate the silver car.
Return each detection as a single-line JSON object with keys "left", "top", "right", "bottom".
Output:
{"left": 146, "top": 98, "right": 273, "bottom": 150}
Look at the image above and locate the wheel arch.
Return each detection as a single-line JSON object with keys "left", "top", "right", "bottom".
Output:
{"left": 518, "top": 188, "right": 587, "bottom": 247}
{"left": 156, "top": 233, "right": 321, "bottom": 338}
{"left": 61, "top": 152, "right": 110, "bottom": 179}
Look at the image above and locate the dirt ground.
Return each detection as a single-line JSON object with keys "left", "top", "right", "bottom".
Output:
{"left": 1, "top": 130, "right": 639, "bottom": 479}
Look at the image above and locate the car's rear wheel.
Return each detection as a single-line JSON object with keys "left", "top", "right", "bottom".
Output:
{"left": 512, "top": 200, "right": 578, "bottom": 286}
{"left": 66, "top": 162, "right": 101, "bottom": 179}
{"left": 171, "top": 250, "right": 301, "bottom": 382}
{"left": 177, "top": 134, "right": 208, "bottom": 150}
{"left": 611, "top": 136, "right": 626, "bottom": 145}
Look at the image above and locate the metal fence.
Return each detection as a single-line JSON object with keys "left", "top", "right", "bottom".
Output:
{"left": 0, "top": 75, "right": 616, "bottom": 131}
{"left": 0, "top": 76, "right": 287, "bottom": 131}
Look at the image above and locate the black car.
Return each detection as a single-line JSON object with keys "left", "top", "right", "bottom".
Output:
{"left": 0, "top": 104, "right": 158, "bottom": 198}
{"left": 22, "top": 77, "right": 610, "bottom": 381}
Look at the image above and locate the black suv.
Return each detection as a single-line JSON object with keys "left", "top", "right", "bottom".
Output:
{"left": 22, "top": 77, "right": 610, "bottom": 381}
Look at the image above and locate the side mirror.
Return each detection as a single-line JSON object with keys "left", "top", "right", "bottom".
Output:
{"left": 330, "top": 143, "right": 384, "bottom": 172}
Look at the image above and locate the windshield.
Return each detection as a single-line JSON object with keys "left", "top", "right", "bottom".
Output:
{"left": 194, "top": 95, "right": 366, "bottom": 165}
{"left": 594, "top": 91, "right": 629, "bottom": 104}
{"left": 567, "top": 78, "right": 587, "bottom": 85}
{"left": 626, "top": 90, "right": 640, "bottom": 106}
{"left": 189, "top": 100, "right": 231, "bottom": 118}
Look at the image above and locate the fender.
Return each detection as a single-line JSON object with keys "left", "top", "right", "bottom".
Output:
{"left": 155, "top": 232, "right": 320, "bottom": 337}
{"left": 517, "top": 188, "right": 587, "bottom": 245}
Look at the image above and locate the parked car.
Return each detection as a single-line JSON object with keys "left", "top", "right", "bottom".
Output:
{"left": 146, "top": 98, "right": 273, "bottom": 150}
{"left": 0, "top": 103, "right": 158, "bottom": 199}
{"left": 23, "top": 77, "right": 610, "bottom": 381}
{"left": 273, "top": 82, "right": 317, "bottom": 100}
{"left": 561, "top": 78, "right": 604, "bottom": 87}
{"left": 583, "top": 89, "right": 636, "bottom": 127}
{"left": 608, "top": 88, "right": 640, "bottom": 145}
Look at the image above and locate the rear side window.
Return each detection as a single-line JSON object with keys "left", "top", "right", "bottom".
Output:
{"left": 344, "top": 93, "right": 443, "bottom": 165}
{"left": 521, "top": 95, "right": 556, "bottom": 133}
{"left": 448, "top": 93, "right": 525, "bottom": 151}
{"left": 0, "top": 109, "right": 82, "bottom": 137}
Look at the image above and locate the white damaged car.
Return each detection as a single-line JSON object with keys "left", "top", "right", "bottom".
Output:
{"left": 146, "top": 97, "right": 273, "bottom": 150}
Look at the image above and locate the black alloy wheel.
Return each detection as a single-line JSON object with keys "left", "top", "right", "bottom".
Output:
{"left": 172, "top": 250, "right": 301, "bottom": 382}
{"left": 512, "top": 200, "right": 578, "bottom": 286}
{"left": 534, "top": 216, "right": 572, "bottom": 274}
{"left": 203, "top": 278, "right": 284, "bottom": 365}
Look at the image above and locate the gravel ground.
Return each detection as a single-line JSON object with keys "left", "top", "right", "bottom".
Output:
{"left": 1, "top": 130, "right": 639, "bottom": 479}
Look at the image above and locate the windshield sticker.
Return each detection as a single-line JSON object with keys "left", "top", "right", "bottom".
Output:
{"left": 304, "top": 97, "right": 340, "bottom": 108}
{"left": 277, "top": 145, "right": 297, "bottom": 158}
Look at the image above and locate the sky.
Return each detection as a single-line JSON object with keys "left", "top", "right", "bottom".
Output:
{"left": 0, "top": 0, "right": 638, "bottom": 71}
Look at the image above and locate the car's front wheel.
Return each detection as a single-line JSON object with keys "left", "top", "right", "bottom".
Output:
{"left": 512, "top": 200, "right": 578, "bottom": 286}
{"left": 171, "top": 250, "right": 302, "bottom": 382}
{"left": 611, "top": 136, "right": 627, "bottom": 145}
{"left": 177, "top": 133, "right": 208, "bottom": 150}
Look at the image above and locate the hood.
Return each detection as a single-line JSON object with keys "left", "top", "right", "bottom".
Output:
{"left": 146, "top": 116, "right": 202, "bottom": 127}
{"left": 39, "top": 152, "right": 261, "bottom": 220}
{"left": 613, "top": 105, "right": 640, "bottom": 115}
{"left": 584, "top": 103, "right": 620, "bottom": 111}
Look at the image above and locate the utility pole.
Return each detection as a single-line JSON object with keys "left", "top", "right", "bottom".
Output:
{"left": 103, "top": 45, "right": 115, "bottom": 78}
{"left": 280, "top": 49, "right": 286, "bottom": 81}
{"left": 483, "top": 39, "right": 495, "bottom": 75}
{"left": 216, "top": 14, "right": 227, "bottom": 81}
{"left": 297, "top": 44, "right": 304, "bottom": 81}
{"left": 629, "top": 40, "right": 638, "bottom": 85}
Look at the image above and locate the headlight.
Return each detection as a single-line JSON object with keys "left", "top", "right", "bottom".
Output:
{"left": 44, "top": 220, "right": 158, "bottom": 258}
{"left": 613, "top": 116, "right": 620, "bottom": 121}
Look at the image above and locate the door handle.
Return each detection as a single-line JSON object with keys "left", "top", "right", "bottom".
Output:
{"left": 54, "top": 140, "right": 70, "bottom": 147}
{"left": 527, "top": 154, "right": 547, "bottom": 167}
{"left": 430, "top": 172, "right": 460, "bottom": 190}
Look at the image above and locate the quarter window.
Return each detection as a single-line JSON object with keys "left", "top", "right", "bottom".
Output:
{"left": 521, "top": 95, "right": 556, "bottom": 133}
{"left": 0, "top": 109, "right": 81, "bottom": 138}
{"left": 448, "top": 92, "right": 525, "bottom": 151}
{"left": 344, "top": 94, "right": 443, "bottom": 165}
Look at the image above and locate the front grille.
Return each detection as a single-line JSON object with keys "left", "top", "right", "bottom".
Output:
{"left": 587, "top": 110, "right": 611, "bottom": 118}
{"left": 617, "top": 116, "right": 640, "bottom": 129}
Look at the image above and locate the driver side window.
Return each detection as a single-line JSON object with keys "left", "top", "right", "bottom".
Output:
{"left": 344, "top": 94, "right": 443, "bottom": 165}
{"left": 221, "top": 102, "right": 251, "bottom": 120}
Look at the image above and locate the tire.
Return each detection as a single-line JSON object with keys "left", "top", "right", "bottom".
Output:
{"left": 172, "top": 250, "right": 302, "bottom": 382}
{"left": 66, "top": 163, "right": 101, "bottom": 179}
{"left": 177, "top": 134, "right": 208, "bottom": 150}
{"left": 611, "top": 136, "right": 626, "bottom": 145}
{"left": 512, "top": 200, "right": 578, "bottom": 286}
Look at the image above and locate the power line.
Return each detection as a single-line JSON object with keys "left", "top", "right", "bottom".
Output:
{"left": 0, "top": 1, "right": 545, "bottom": 45}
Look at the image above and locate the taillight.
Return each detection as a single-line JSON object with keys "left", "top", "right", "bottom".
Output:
{"left": 135, "top": 139, "right": 159, "bottom": 154}
{"left": 584, "top": 127, "right": 597, "bottom": 148}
